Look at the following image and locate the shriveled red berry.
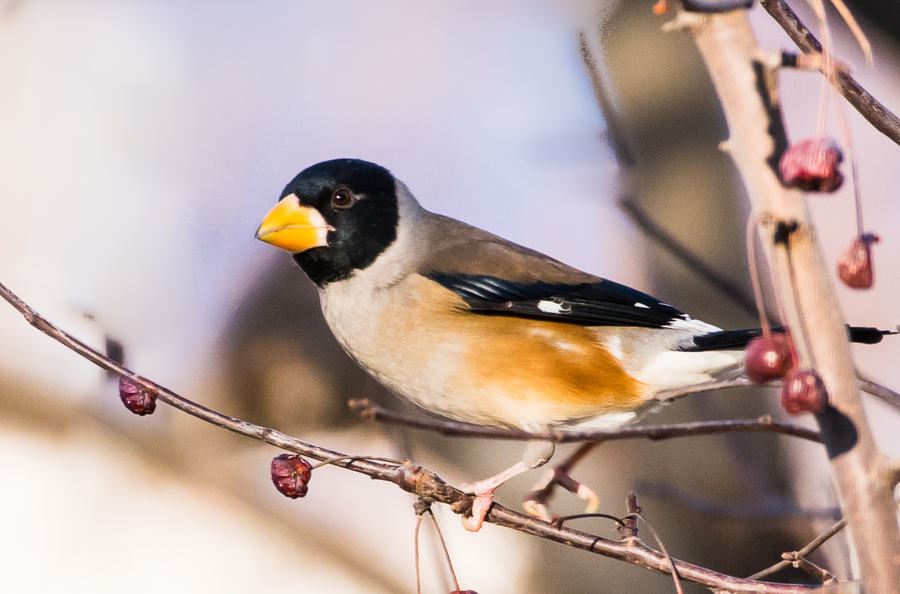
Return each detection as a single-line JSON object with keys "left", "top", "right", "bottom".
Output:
{"left": 745, "top": 333, "right": 794, "bottom": 384}
{"left": 118, "top": 376, "right": 158, "bottom": 416}
{"left": 781, "top": 369, "right": 828, "bottom": 415}
{"left": 271, "top": 454, "right": 312, "bottom": 499}
{"left": 838, "top": 233, "right": 879, "bottom": 289}
{"left": 779, "top": 138, "right": 843, "bottom": 192}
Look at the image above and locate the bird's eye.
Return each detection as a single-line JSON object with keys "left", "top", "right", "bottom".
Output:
{"left": 331, "top": 189, "right": 354, "bottom": 209}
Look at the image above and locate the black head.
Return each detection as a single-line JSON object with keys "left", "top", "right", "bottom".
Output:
{"left": 280, "top": 159, "right": 399, "bottom": 285}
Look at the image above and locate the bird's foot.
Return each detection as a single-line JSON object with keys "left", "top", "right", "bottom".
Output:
{"left": 460, "top": 489, "right": 494, "bottom": 532}
{"left": 524, "top": 466, "right": 600, "bottom": 521}
{"left": 576, "top": 482, "right": 600, "bottom": 513}
{"left": 459, "top": 462, "right": 530, "bottom": 532}
{"left": 522, "top": 497, "right": 552, "bottom": 522}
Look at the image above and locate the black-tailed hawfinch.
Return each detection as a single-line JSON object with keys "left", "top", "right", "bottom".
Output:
{"left": 255, "top": 158, "right": 882, "bottom": 531}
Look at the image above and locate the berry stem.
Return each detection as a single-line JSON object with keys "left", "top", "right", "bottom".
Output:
{"left": 746, "top": 215, "right": 772, "bottom": 337}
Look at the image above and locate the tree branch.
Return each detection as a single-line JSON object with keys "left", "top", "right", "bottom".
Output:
{"left": 859, "top": 376, "right": 900, "bottom": 410}
{"left": 0, "top": 279, "right": 823, "bottom": 593}
{"left": 759, "top": 0, "right": 900, "bottom": 147}
{"left": 747, "top": 518, "right": 848, "bottom": 581}
{"left": 349, "top": 398, "right": 822, "bottom": 444}
{"left": 678, "top": 7, "right": 900, "bottom": 591}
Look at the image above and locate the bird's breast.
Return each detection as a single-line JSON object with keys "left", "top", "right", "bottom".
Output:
{"left": 319, "top": 273, "right": 652, "bottom": 430}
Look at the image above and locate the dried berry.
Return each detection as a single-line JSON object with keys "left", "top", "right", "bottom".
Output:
{"left": 118, "top": 376, "right": 158, "bottom": 416}
{"left": 838, "top": 233, "right": 879, "bottom": 289}
{"left": 271, "top": 454, "right": 312, "bottom": 499}
{"left": 779, "top": 138, "right": 844, "bottom": 192}
{"left": 745, "top": 333, "right": 794, "bottom": 384}
{"left": 781, "top": 369, "right": 828, "bottom": 415}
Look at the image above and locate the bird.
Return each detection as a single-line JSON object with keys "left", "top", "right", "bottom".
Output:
{"left": 255, "top": 158, "right": 887, "bottom": 531}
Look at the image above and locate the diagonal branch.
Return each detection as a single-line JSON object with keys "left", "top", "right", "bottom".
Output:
{"left": 760, "top": 0, "right": 900, "bottom": 146}
{"left": 747, "top": 518, "right": 848, "bottom": 580}
{"left": 0, "top": 279, "right": 820, "bottom": 593}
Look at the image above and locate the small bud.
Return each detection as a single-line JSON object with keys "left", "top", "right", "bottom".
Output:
{"left": 781, "top": 369, "right": 828, "bottom": 415}
{"left": 779, "top": 138, "right": 843, "bottom": 192}
{"left": 838, "top": 233, "right": 879, "bottom": 289}
{"left": 118, "top": 376, "right": 157, "bottom": 416}
{"left": 745, "top": 333, "right": 794, "bottom": 384}
{"left": 271, "top": 454, "right": 312, "bottom": 499}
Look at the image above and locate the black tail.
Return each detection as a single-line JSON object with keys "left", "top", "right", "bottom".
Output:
{"left": 687, "top": 326, "right": 895, "bottom": 352}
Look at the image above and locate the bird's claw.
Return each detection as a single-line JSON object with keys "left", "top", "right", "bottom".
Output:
{"left": 462, "top": 492, "right": 494, "bottom": 532}
{"left": 523, "top": 467, "right": 601, "bottom": 521}
{"left": 522, "top": 498, "right": 553, "bottom": 522}
{"left": 576, "top": 483, "right": 600, "bottom": 513}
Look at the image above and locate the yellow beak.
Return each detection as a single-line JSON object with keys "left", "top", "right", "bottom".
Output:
{"left": 255, "top": 194, "right": 334, "bottom": 253}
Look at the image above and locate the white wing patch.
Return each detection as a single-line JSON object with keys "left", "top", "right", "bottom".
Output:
{"left": 537, "top": 300, "right": 570, "bottom": 314}
{"left": 634, "top": 302, "right": 650, "bottom": 309}
{"left": 666, "top": 315, "right": 721, "bottom": 334}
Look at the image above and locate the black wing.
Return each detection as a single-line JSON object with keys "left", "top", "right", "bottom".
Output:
{"left": 426, "top": 272, "right": 696, "bottom": 329}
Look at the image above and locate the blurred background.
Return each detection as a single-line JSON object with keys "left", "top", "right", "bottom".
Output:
{"left": 0, "top": 1, "right": 898, "bottom": 592}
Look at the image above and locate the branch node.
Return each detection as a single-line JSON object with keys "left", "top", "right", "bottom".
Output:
{"left": 396, "top": 464, "right": 427, "bottom": 494}
{"left": 413, "top": 496, "right": 434, "bottom": 516}
{"left": 618, "top": 492, "right": 642, "bottom": 540}
{"left": 781, "top": 552, "right": 837, "bottom": 584}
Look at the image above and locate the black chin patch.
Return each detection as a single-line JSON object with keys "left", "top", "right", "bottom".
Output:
{"left": 282, "top": 159, "right": 399, "bottom": 286}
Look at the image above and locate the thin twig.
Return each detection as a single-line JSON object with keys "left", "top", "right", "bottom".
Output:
{"left": 760, "top": 0, "right": 900, "bottom": 147}
{"left": 781, "top": 554, "right": 837, "bottom": 585}
{"left": 556, "top": 512, "right": 625, "bottom": 527}
{"left": 635, "top": 512, "right": 684, "bottom": 594}
{"left": 858, "top": 376, "right": 900, "bottom": 410}
{"left": 747, "top": 518, "right": 848, "bottom": 580}
{"left": 310, "top": 455, "right": 405, "bottom": 471}
{"left": 747, "top": 214, "right": 774, "bottom": 336}
{"left": 0, "top": 280, "right": 819, "bottom": 593}
{"left": 351, "top": 398, "right": 822, "bottom": 444}
{"left": 414, "top": 514, "right": 423, "bottom": 594}
{"left": 427, "top": 510, "right": 460, "bottom": 592}
{"left": 827, "top": 0, "right": 872, "bottom": 69}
